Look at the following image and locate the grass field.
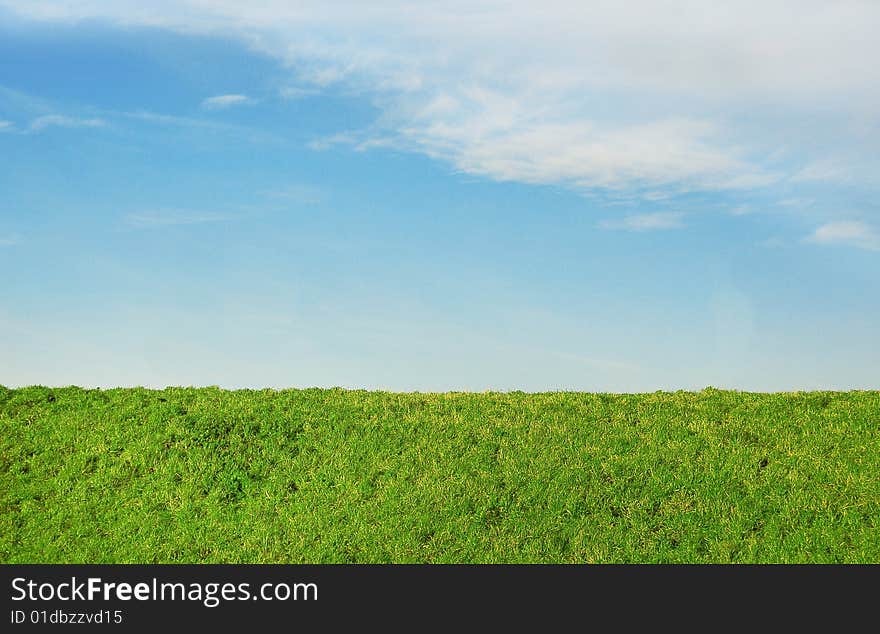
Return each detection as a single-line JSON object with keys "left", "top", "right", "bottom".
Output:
{"left": 1, "top": 385, "right": 878, "bottom": 563}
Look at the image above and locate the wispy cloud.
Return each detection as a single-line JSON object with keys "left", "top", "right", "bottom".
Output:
{"left": 598, "top": 212, "right": 686, "bottom": 232}
{"left": 279, "top": 86, "right": 319, "bottom": 100}
{"left": 29, "top": 114, "right": 106, "bottom": 132}
{"left": 123, "top": 210, "right": 230, "bottom": 229}
{"left": 105, "top": 108, "right": 277, "bottom": 144}
{"left": 806, "top": 221, "right": 880, "bottom": 251}
{"left": 120, "top": 109, "right": 224, "bottom": 129}
{"left": 260, "top": 184, "right": 323, "bottom": 205}
{"left": 729, "top": 205, "right": 753, "bottom": 216}
{"left": 0, "top": 233, "right": 22, "bottom": 246}
{"left": 3, "top": 1, "right": 879, "bottom": 198}
{"left": 757, "top": 237, "right": 787, "bottom": 249}
{"left": 0, "top": 83, "right": 54, "bottom": 117}
{"left": 201, "top": 94, "right": 253, "bottom": 110}
{"left": 789, "top": 160, "right": 851, "bottom": 185}
{"left": 394, "top": 114, "right": 777, "bottom": 192}
{"left": 306, "top": 131, "right": 359, "bottom": 151}
{"left": 1, "top": 87, "right": 246, "bottom": 138}
{"left": 776, "top": 198, "right": 814, "bottom": 208}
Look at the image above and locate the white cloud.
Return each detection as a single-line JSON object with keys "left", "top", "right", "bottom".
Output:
{"left": 598, "top": 211, "right": 685, "bottom": 232}
{"left": 806, "top": 221, "right": 880, "bottom": 251}
{"left": 306, "top": 131, "right": 358, "bottom": 151}
{"left": 279, "top": 86, "right": 319, "bottom": 100}
{"left": 201, "top": 94, "right": 253, "bottom": 110}
{"left": 123, "top": 210, "right": 230, "bottom": 229}
{"left": 788, "top": 156, "right": 880, "bottom": 190}
{"left": 29, "top": 114, "right": 105, "bottom": 131}
{"left": 789, "top": 160, "right": 852, "bottom": 185}
{"left": 3, "top": 1, "right": 879, "bottom": 196}
{"left": 394, "top": 114, "right": 771, "bottom": 191}
{"left": 0, "top": 120, "right": 14, "bottom": 132}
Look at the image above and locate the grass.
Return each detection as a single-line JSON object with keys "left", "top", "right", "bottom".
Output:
{"left": 1, "top": 385, "right": 878, "bottom": 563}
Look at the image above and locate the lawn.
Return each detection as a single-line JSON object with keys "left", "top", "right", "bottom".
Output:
{"left": 1, "top": 385, "right": 877, "bottom": 563}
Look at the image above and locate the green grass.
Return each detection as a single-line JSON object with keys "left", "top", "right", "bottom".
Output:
{"left": 1, "top": 385, "right": 878, "bottom": 563}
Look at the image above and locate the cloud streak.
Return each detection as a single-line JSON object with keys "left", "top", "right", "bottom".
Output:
{"left": 123, "top": 210, "right": 230, "bottom": 229}
{"left": 201, "top": 94, "right": 253, "bottom": 110}
{"left": 260, "top": 184, "right": 323, "bottom": 205}
{"left": 279, "top": 86, "right": 319, "bottom": 100}
{"left": 806, "top": 221, "right": 880, "bottom": 251}
{"left": 599, "top": 211, "right": 685, "bottom": 232}
{"left": 0, "top": 233, "right": 22, "bottom": 246}
{"left": 29, "top": 114, "right": 106, "bottom": 132}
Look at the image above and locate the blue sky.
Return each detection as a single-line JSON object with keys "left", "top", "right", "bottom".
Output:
{"left": 1, "top": 2, "right": 878, "bottom": 391}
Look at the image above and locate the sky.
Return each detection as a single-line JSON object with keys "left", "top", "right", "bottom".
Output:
{"left": 1, "top": 1, "right": 878, "bottom": 391}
